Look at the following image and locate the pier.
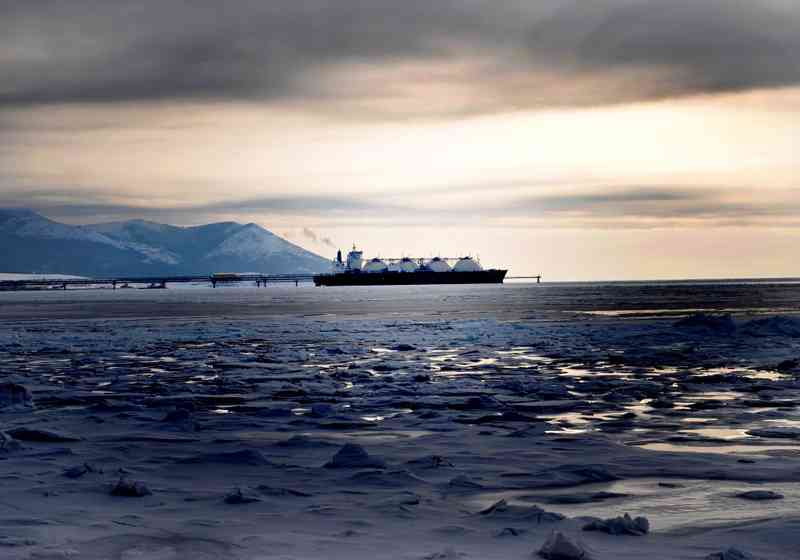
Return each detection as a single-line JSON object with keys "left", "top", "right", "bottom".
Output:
{"left": 0, "top": 273, "right": 541, "bottom": 291}
{"left": 0, "top": 274, "right": 315, "bottom": 291}
{"left": 508, "top": 276, "right": 542, "bottom": 283}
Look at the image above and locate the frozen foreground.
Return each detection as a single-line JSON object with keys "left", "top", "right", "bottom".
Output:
{"left": 1, "top": 285, "right": 800, "bottom": 559}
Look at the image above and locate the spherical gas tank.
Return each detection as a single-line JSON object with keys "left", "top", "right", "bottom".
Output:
{"left": 453, "top": 257, "right": 483, "bottom": 272}
{"left": 398, "top": 258, "right": 418, "bottom": 272}
{"left": 426, "top": 257, "right": 452, "bottom": 272}
{"left": 363, "top": 258, "right": 389, "bottom": 273}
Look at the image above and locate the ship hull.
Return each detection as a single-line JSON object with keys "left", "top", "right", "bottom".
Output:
{"left": 313, "top": 269, "right": 507, "bottom": 286}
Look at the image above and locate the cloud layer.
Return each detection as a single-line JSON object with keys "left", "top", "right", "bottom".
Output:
{"left": 2, "top": 1, "right": 798, "bottom": 114}
{"left": 3, "top": 185, "right": 798, "bottom": 229}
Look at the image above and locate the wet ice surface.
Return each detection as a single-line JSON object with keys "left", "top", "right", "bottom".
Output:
{"left": 1, "top": 284, "right": 800, "bottom": 559}
{"left": 470, "top": 477, "right": 800, "bottom": 531}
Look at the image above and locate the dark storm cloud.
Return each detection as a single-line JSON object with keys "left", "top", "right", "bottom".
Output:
{"left": 1, "top": 1, "right": 798, "bottom": 113}
{"left": 529, "top": 188, "right": 700, "bottom": 208}
{"left": 505, "top": 187, "right": 800, "bottom": 221}
{"left": 0, "top": 1, "right": 470, "bottom": 106}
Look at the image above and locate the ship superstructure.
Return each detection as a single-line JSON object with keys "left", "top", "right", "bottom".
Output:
{"left": 314, "top": 246, "right": 507, "bottom": 286}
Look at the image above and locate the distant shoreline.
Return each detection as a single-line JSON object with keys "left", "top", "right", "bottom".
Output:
{"left": 2, "top": 271, "right": 799, "bottom": 285}
{"left": 528, "top": 276, "right": 800, "bottom": 285}
{"left": 0, "top": 273, "right": 87, "bottom": 281}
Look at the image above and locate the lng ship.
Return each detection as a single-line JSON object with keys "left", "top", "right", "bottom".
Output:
{"left": 313, "top": 246, "right": 507, "bottom": 286}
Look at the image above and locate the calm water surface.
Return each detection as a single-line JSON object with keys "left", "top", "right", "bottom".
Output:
{"left": 1, "top": 279, "right": 800, "bottom": 321}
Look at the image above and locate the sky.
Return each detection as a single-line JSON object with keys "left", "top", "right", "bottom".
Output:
{"left": 1, "top": 0, "right": 798, "bottom": 280}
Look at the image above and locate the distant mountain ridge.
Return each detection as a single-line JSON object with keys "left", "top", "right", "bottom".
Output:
{"left": 0, "top": 208, "right": 329, "bottom": 277}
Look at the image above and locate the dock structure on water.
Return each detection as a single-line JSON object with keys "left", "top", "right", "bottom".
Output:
{"left": 0, "top": 273, "right": 540, "bottom": 291}
{"left": 0, "top": 273, "right": 316, "bottom": 291}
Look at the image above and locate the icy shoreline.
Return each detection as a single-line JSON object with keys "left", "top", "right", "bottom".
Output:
{"left": 1, "top": 308, "right": 799, "bottom": 559}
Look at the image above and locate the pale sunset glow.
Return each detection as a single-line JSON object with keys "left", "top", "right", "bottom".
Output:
{"left": 1, "top": 1, "right": 798, "bottom": 279}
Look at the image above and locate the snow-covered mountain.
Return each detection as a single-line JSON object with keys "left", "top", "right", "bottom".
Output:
{"left": 0, "top": 208, "right": 329, "bottom": 276}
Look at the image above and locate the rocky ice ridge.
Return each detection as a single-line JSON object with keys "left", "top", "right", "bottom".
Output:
{"left": 0, "top": 308, "right": 799, "bottom": 558}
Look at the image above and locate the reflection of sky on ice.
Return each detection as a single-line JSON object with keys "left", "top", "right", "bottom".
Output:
{"left": 4, "top": 289, "right": 798, "bottom": 461}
